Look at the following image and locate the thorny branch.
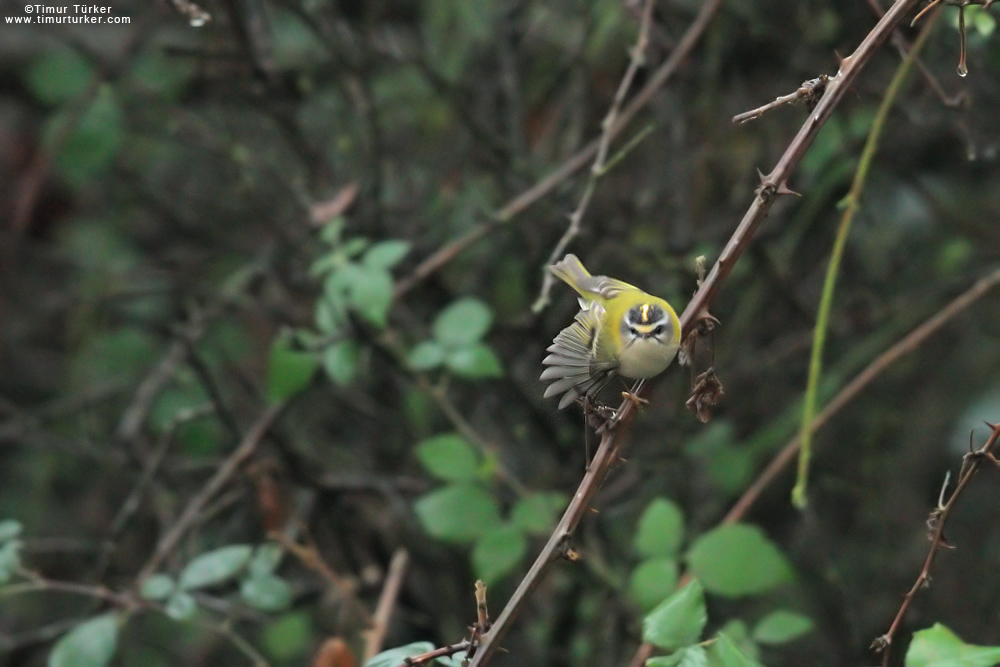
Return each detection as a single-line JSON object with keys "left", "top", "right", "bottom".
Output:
{"left": 531, "top": 0, "right": 656, "bottom": 312}
{"left": 465, "top": 1, "right": 924, "bottom": 664}
{"left": 873, "top": 421, "right": 1000, "bottom": 666}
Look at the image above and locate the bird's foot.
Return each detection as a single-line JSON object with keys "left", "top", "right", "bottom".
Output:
{"left": 621, "top": 391, "right": 649, "bottom": 411}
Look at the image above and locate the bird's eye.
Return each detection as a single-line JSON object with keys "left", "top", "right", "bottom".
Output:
{"left": 629, "top": 327, "right": 639, "bottom": 336}
{"left": 653, "top": 325, "right": 664, "bottom": 336}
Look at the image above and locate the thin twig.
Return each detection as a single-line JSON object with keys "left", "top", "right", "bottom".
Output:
{"left": 393, "top": 640, "right": 473, "bottom": 667}
{"left": 874, "top": 422, "right": 1000, "bottom": 665}
{"left": 532, "top": 0, "right": 656, "bottom": 312}
{"left": 793, "top": 5, "right": 941, "bottom": 507}
{"left": 393, "top": 0, "right": 726, "bottom": 299}
{"left": 364, "top": 549, "right": 410, "bottom": 660}
{"left": 732, "top": 76, "right": 829, "bottom": 124}
{"left": 467, "top": 2, "right": 923, "bottom": 664}
{"left": 866, "top": 0, "right": 967, "bottom": 107}
{"left": 115, "top": 338, "right": 190, "bottom": 461}
{"left": 138, "top": 402, "right": 285, "bottom": 580}
{"left": 2, "top": 574, "right": 137, "bottom": 609}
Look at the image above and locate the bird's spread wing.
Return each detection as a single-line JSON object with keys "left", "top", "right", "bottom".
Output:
{"left": 540, "top": 300, "right": 617, "bottom": 409}
{"left": 587, "top": 275, "right": 637, "bottom": 301}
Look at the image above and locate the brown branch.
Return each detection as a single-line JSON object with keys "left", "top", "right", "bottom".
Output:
{"left": 115, "top": 340, "right": 189, "bottom": 461}
{"left": 722, "top": 267, "right": 1000, "bottom": 526}
{"left": 873, "top": 421, "right": 1000, "bottom": 665}
{"left": 393, "top": 640, "right": 473, "bottom": 667}
{"left": 138, "top": 402, "right": 285, "bottom": 580}
{"left": 532, "top": 0, "right": 657, "bottom": 312}
{"left": 364, "top": 549, "right": 410, "bottom": 661}
{"left": 732, "top": 76, "right": 829, "bottom": 124}
{"left": 393, "top": 0, "right": 726, "bottom": 299}
{"left": 467, "top": 1, "right": 923, "bottom": 664}
{"left": 2, "top": 573, "right": 138, "bottom": 609}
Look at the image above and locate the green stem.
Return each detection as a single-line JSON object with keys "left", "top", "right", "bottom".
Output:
{"left": 792, "top": 10, "right": 941, "bottom": 508}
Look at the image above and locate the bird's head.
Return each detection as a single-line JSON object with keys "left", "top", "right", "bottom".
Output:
{"left": 621, "top": 302, "right": 673, "bottom": 345}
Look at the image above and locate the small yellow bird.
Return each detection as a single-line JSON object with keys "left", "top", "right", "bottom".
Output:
{"left": 541, "top": 254, "right": 681, "bottom": 409}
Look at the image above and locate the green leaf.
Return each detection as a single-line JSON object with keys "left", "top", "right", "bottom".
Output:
{"left": 686, "top": 524, "right": 793, "bottom": 597}
{"left": 629, "top": 558, "right": 679, "bottom": 613}
{"left": 266, "top": 338, "right": 318, "bottom": 402}
{"left": 25, "top": 45, "right": 94, "bottom": 105}
{"left": 0, "top": 539, "right": 23, "bottom": 584}
{"left": 905, "top": 623, "right": 1000, "bottom": 667}
{"left": 510, "top": 492, "right": 567, "bottom": 535}
{"left": 128, "top": 47, "right": 194, "bottom": 100}
{"left": 262, "top": 612, "right": 313, "bottom": 661}
{"left": 975, "top": 8, "right": 996, "bottom": 36}
{"left": 642, "top": 579, "right": 707, "bottom": 651}
{"left": 365, "top": 642, "right": 435, "bottom": 667}
{"left": 408, "top": 340, "right": 446, "bottom": 370}
{"left": 342, "top": 237, "right": 370, "bottom": 258}
{"left": 647, "top": 646, "right": 707, "bottom": 667}
{"left": 163, "top": 591, "right": 197, "bottom": 620}
{"left": 348, "top": 266, "right": 394, "bottom": 328}
{"left": 413, "top": 483, "right": 502, "bottom": 543}
{"left": 445, "top": 344, "right": 504, "bottom": 378}
{"left": 363, "top": 240, "right": 411, "bottom": 270}
{"left": 472, "top": 525, "right": 528, "bottom": 584}
{"left": 318, "top": 218, "right": 346, "bottom": 246}
{"left": 241, "top": 574, "right": 293, "bottom": 612}
{"left": 415, "top": 433, "right": 480, "bottom": 481}
{"left": 706, "top": 633, "right": 763, "bottom": 667}
{"left": 635, "top": 498, "right": 685, "bottom": 559}
{"left": 434, "top": 655, "right": 467, "bottom": 667}
{"left": 315, "top": 291, "right": 349, "bottom": 335}
{"left": 0, "top": 519, "right": 24, "bottom": 543}
{"left": 178, "top": 544, "right": 253, "bottom": 591}
{"left": 752, "top": 610, "right": 814, "bottom": 645}
{"left": 249, "top": 542, "right": 284, "bottom": 578}
{"left": 433, "top": 298, "right": 493, "bottom": 347}
{"left": 717, "top": 620, "right": 760, "bottom": 663}
{"left": 48, "top": 613, "right": 119, "bottom": 667}
{"left": 323, "top": 339, "right": 361, "bottom": 386}
{"left": 45, "top": 85, "right": 124, "bottom": 189}
{"left": 139, "top": 574, "right": 176, "bottom": 601}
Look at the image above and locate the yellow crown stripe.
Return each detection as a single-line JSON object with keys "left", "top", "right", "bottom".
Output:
{"left": 640, "top": 303, "right": 650, "bottom": 323}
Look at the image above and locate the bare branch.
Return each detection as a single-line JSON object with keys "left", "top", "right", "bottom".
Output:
{"left": 364, "top": 549, "right": 410, "bottom": 661}
{"left": 874, "top": 422, "right": 1000, "bottom": 665}
{"left": 138, "top": 402, "right": 285, "bottom": 580}
{"left": 532, "top": 0, "right": 657, "bottom": 312}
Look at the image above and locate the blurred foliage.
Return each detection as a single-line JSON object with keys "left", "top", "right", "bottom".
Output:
{"left": 2, "top": 0, "right": 1000, "bottom": 665}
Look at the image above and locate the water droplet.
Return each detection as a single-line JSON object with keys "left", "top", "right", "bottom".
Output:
{"left": 957, "top": 64, "right": 968, "bottom": 77}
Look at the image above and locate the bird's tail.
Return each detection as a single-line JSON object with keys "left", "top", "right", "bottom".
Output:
{"left": 549, "top": 254, "right": 592, "bottom": 298}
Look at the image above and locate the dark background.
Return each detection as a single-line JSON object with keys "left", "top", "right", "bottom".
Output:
{"left": 2, "top": 0, "right": 1000, "bottom": 665}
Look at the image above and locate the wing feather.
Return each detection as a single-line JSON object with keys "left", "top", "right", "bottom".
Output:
{"left": 540, "top": 300, "right": 618, "bottom": 409}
